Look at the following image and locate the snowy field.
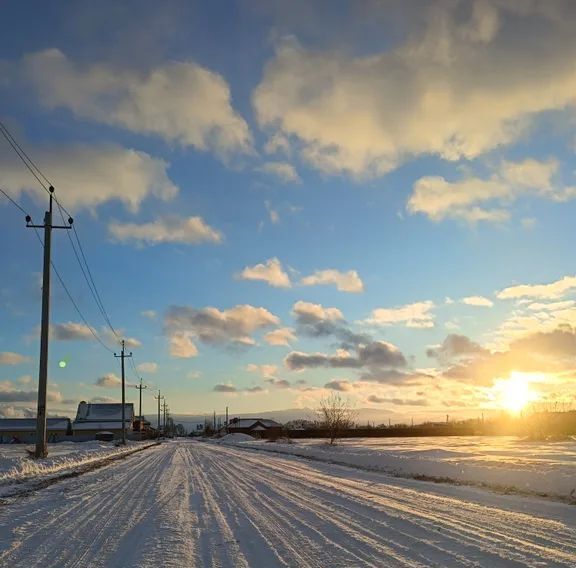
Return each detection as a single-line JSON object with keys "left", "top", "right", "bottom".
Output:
{"left": 0, "top": 440, "right": 575, "bottom": 567}
{"left": 216, "top": 435, "right": 576, "bottom": 500}
{"left": 0, "top": 440, "right": 156, "bottom": 493}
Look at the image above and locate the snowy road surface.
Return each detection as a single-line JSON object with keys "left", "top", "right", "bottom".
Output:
{"left": 0, "top": 441, "right": 575, "bottom": 567}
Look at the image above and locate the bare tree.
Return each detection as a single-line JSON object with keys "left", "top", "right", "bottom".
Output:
{"left": 317, "top": 393, "right": 356, "bottom": 445}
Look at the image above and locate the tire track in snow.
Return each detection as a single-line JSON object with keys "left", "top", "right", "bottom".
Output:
{"left": 0, "top": 441, "right": 574, "bottom": 567}
{"left": 201, "top": 443, "right": 576, "bottom": 567}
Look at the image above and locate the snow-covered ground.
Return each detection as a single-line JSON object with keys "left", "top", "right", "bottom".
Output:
{"left": 216, "top": 435, "right": 576, "bottom": 500}
{"left": 0, "top": 440, "right": 156, "bottom": 494}
{"left": 0, "top": 440, "right": 575, "bottom": 567}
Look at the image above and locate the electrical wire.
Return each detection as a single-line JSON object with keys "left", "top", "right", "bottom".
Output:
{"left": 31, "top": 228, "right": 116, "bottom": 353}
{"left": 1, "top": 121, "right": 123, "bottom": 347}
{"left": 0, "top": 187, "right": 31, "bottom": 217}
{"left": 1, "top": 188, "right": 116, "bottom": 353}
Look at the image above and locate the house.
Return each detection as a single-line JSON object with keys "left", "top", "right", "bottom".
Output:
{"left": 188, "top": 422, "right": 206, "bottom": 436}
{"left": 226, "top": 417, "right": 283, "bottom": 439}
{"left": 72, "top": 401, "right": 134, "bottom": 441}
{"left": 0, "top": 418, "right": 72, "bottom": 444}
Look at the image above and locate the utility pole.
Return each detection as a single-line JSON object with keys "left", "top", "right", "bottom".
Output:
{"left": 225, "top": 406, "right": 229, "bottom": 433}
{"left": 154, "top": 390, "right": 163, "bottom": 438}
{"left": 26, "top": 187, "right": 72, "bottom": 458}
{"left": 135, "top": 378, "right": 147, "bottom": 440}
{"left": 213, "top": 410, "right": 216, "bottom": 433}
{"left": 162, "top": 401, "right": 168, "bottom": 437}
{"left": 114, "top": 340, "right": 132, "bottom": 445}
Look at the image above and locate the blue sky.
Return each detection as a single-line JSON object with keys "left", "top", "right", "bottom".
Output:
{"left": 2, "top": 0, "right": 576, "bottom": 423}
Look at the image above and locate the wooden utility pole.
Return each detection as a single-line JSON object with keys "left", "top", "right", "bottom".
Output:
{"left": 134, "top": 378, "right": 147, "bottom": 440}
{"left": 26, "top": 187, "right": 72, "bottom": 458}
{"left": 162, "top": 401, "right": 168, "bottom": 436}
{"left": 154, "top": 391, "right": 163, "bottom": 438}
{"left": 114, "top": 340, "right": 132, "bottom": 445}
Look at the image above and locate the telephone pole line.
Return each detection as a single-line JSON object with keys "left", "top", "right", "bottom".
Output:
{"left": 154, "top": 391, "right": 164, "bottom": 438}
{"left": 134, "top": 377, "right": 147, "bottom": 440}
{"left": 162, "top": 401, "right": 168, "bottom": 437}
{"left": 26, "top": 187, "right": 72, "bottom": 458}
{"left": 114, "top": 340, "right": 132, "bottom": 445}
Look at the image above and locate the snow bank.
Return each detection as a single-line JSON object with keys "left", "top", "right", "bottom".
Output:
{"left": 223, "top": 436, "right": 576, "bottom": 501}
{"left": 0, "top": 440, "right": 156, "bottom": 491}
{"left": 216, "top": 433, "right": 255, "bottom": 443}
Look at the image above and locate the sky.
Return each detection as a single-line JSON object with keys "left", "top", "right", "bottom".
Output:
{"left": 2, "top": 0, "right": 576, "bottom": 424}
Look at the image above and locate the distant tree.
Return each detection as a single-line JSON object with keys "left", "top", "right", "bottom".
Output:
{"left": 175, "top": 423, "right": 186, "bottom": 436}
{"left": 284, "top": 419, "right": 320, "bottom": 430}
{"left": 316, "top": 393, "right": 356, "bottom": 445}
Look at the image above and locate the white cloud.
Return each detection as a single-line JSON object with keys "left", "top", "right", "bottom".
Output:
{"left": 246, "top": 364, "right": 279, "bottom": 379}
{"left": 96, "top": 373, "right": 122, "bottom": 388}
{"left": 168, "top": 333, "right": 199, "bottom": 359}
{"left": 237, "top": 257, "right": 291, "bottom": 288}
{"left": 23, "top": 49, "right": 252, "bottom": 159}
{"left": 165, "top": 304, "right": 280, "bottom": 357}
{"left": 265, "top": 201, "right": 280, "bottom": 224}
{"left": 0, "top": 144, "right": 178, "bottom": 213}
{"left": 136, "top": 362, "right": 158, "bottom": 373}
{"left": 408, "top": 159, "right": 561, "bottom": 223}
{"left": 109, "top": 216, "right": 223, "bottom": 246}
{"left": 0, "top": 352, "right": 29, "bottom": 365}
{"left": 325, "top": 379, "right": 354, "bottom": 392}
{"left": 141, "top": 310, "right": 157, "bottom": 320}
{"left": 292, "top": 301, "right": 343, "bottom": 323}
{"left": 364, "top": 301, "right": 435, "bottom": 328}
{"left": 256, "top": 161, "right": 300, "bottom": 183}
{"left": 51, "top": 322, "right": 94, "bottom": 341}
{"left": 94, "top": 373, "right": 136, "bottom": 389}
{"left": 263, "top": 327, "right": 296, "bottom": 346}
{"left": 254, "top": 5, "right": 576, "bottom": 178}
{"left": 461, "top": 296, "right": 494, "bottom": 308}
{"left": 497, "top": 276, "right": 576, "bottom": 300}
{"left": 300, "top": 269, "right": 364, "bottom": 293}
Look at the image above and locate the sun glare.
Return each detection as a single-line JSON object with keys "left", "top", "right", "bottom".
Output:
{"left": 493, "top": 372, "right": 540, "bottom": 413}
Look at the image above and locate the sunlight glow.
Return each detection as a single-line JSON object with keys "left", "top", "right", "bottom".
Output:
{"left": 493, "top": 372, "right": 540, "bottom": 413}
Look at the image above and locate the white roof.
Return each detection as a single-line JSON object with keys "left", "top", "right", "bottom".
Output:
{"left": 75, "top": 402, "right": 134, "bottom": 422}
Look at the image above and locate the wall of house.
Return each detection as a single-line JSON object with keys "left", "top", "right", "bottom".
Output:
{"left": 0, "top": 431, "right": 72, "bottom": 443}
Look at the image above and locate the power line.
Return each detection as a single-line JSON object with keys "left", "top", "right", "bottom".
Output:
{"left": 1, "top": 121, "right": 122, "bottom": 345}
{"left": 54, "top": 199, "right": 121, "bottom": 343}
{"left": 1, "top": 188, "right": 115, "bottom": 354}
{"left": 0, "top": 187, "right": 32, "bottom": 217}
{"left": 32, "top": 227, "right": 115, "bottom": 353}
{"left": 0, "top": 121, "right": 51, "bottom": 191}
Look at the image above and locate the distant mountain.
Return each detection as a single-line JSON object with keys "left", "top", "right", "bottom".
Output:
{"left": 170, "top": 407, "right": 406, "bottom": 429}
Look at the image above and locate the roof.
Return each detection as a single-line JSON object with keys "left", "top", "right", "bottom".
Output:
{"left": 73, "top": 421, "right": 131, "bottom": 431}
{"left": 75, "top": 402, "right": 134, "bottom": 422}
{"left": 228, "top": 418, "right": 282, "bottom": 429}
{"left": 0, "top": 418, "right": 71, "bottom": 432}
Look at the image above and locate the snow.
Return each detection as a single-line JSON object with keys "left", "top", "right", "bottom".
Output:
{"left": 218, "top": 435, "right": 576, "bottom": 500}
{"left": 217, "top": 433, "right": 255, "bottom": 443}
{"left": 0, "top": 441, "right": 575, "bottom": 567}
{"left": 0, "top": 440, "right": 156, "bottom": 493}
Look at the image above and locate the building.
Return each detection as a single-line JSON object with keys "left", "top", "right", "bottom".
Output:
{"left": 188, "top": 422, "right": 206, "bottom": 436}
{"left": 72, "top": 401, "right": 134, "bottom": 441}
{"left": 0, "top": 418, "right": 72, "bottom": 444}
{"left": 226, "top": 418, "right": 283, "bottom": 439}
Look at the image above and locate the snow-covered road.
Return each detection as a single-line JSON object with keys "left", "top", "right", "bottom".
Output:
{"left": 0, "top": 440, "right": 575, "bottom": 567}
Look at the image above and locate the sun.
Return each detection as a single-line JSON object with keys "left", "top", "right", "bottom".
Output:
{"left": 493, "top": 372, "right": 540, "bottom": 413}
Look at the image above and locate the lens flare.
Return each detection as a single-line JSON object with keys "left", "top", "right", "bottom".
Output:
{"left": 493, "top": 371, "right": 540, "bottom": 413}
